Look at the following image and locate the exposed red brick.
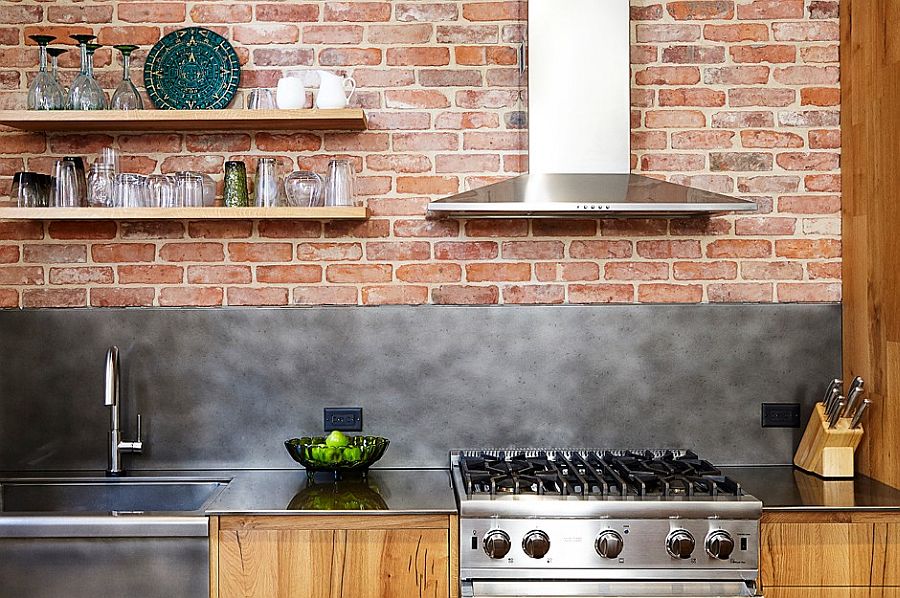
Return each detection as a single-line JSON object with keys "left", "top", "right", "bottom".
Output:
{"left": 638, "top": 284, "right": 703, "bottom": 303}
{"left": 503, "top": 285, "right": 565, "bottom": 305}
{"left": 257, "top": 265, "right": 322, "bottom": 284}
{"left": 159, "top": 243, "right": 225, "bottom": 263}
{"left": 776, "top": 282, "right": 841, "bottom": 302}
{"left": 90, "top": 288, "right": 155, "bottom": 307}
{"left": 227, "top": 287, "right": 289, "bottom": 306}
{"left": 326, "top": 264, "right": 392, "bottom": 283}
{"left": 466, "top": 262, "right": 531, "bottom": 282}
{"left": 293, "top": 286, "right": 358, "bottom": 305}
{"left": 23, "top": 288, "right": 86, "bottom": 308}
{"left": 92, "top": 243, "right": 156, "bottom": 263}
{"left": 708, "top": 283, "right": 773, "bottom": 302}
{"left": 396, "top": 263, "right": 462, "bottom": 283}
{"left": 159, "top": 287, "right": 223, "bottom": 307}
{"left": 48, "top": 221, "right": 117, "bottom": 241}
{"left": 48, "top": 266, "right": 112, "bottom": 285}
{"left": 568, "top": 284, "right": 635, "bottom": 304}
{"left": 432, "top": 284, "right": 499, "bottom": 305}
{"left": 228, "top": 243, "right": 293, "bottom": 263}
{"left": 118, "top": 265, "right": 184, "bottom": 285}
{"left": 362, "top": 285, "right": 428, "bottom": 305}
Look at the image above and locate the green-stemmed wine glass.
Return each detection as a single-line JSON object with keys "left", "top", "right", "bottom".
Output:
{"left": 46, "top": 47, "right": 68, "bottom": 93}
{"left": 27, "top": 35, "right": 66, "bottom": 110}
{"left": 68, "top": 35, "right": 107, "bottom": 110}
{"left": 111, "top": 45, "right": 143, "bottom": 110}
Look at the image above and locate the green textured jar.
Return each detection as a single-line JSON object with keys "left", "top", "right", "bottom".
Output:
{"left": 223, "top": 161, "right": 249, "bottom": 208}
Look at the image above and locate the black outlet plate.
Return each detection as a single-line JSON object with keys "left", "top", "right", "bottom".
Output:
{"left": 324, "top": 407, "right": 363, "bottom": 432}
{"left": 761, "top": 403, "right": 802, "bottom": 428}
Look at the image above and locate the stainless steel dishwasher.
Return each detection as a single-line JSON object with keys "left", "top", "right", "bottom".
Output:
{"left": 0, "top": 477, "right": 226, "bottom": 598}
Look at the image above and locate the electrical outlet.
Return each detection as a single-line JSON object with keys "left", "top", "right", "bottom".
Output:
{"left": 761, "top": 403, "right": 801, "bottom": 428}
{"left": 324, "top": 407, "right": 363, "bottom": 432}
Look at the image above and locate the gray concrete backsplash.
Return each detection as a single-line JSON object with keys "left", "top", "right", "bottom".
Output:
{"left": 0, "top": 304, "right": 840, "bottom": 471}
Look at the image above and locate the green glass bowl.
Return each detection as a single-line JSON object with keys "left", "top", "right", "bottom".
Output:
{"left": 284, "top": 436, "right": 390, "bottom": 473}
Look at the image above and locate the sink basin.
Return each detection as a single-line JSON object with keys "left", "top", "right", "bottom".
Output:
{"left": 0, "top": 479, "right": 226, "bottom": 513}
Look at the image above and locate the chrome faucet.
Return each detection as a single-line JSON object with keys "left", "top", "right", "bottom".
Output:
{"left": 105, "top": 346, "right": 143, "bottom": 476}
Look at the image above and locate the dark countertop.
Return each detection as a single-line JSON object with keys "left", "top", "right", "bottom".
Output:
{"left": 205, "top": 468, "right": 457, "bottom": 515}
{"left": 722, "top": 466, "right": 900, "bottom": 511}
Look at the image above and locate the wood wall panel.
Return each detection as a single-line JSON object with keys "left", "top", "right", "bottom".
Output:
{"left": 842, "top": 0, "right": 900, "bottom": 489}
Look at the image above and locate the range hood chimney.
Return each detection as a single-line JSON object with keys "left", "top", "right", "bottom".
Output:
{"left": 427, "top": 0, "right": 757, "bottom": 218}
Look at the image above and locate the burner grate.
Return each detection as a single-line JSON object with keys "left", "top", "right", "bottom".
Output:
{"left": 457, "top": 449, "right": 743, "bottom": 499}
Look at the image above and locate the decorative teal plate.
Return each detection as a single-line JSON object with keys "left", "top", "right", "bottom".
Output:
{"left": 144, "top": 27, "right": 240, "bottom": 110}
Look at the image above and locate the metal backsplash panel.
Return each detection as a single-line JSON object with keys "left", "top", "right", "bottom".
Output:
{"left": 0, "top": 305, "right": 840, "bottom": 471}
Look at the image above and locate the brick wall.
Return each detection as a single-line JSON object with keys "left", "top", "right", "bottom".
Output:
{"left": 0, "top": 0, "right": 840, "bottom": 308}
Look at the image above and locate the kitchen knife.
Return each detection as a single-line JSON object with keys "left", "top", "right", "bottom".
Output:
{"left": 846, "top": 376, "right": 864, "bottom": 400}
{"left": 828, "top": 400, "right": 845, "bottom": 428}
{"left": 850, "top": 399, "right": 871, "bottom": 428}
{"left": 826, "top": 394, "right": 844, "bottom": 422}
{"left": 822, "top": 378, "right": 843, "bottom": 405}
{"left": 824, "top": 387, "right": 840, "bottom": 414}
{"left": 845, "top": 386, "right": 864, "bottom": 418}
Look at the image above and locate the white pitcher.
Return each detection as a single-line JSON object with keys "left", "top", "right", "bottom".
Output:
{"left": 315, "top": 70, "right": 356, "bottom": 109}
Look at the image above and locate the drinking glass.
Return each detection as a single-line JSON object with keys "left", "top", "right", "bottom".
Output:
{"left": 87, "top": 162, "right": 116, "bottom": 207}
{"left": 255, "top": 158, "right": 280, "bottom": 207}
{"left": 27, "top": 35, "right": 66, "bottom": 110}
{"left": 111, "top": 45, "right": 143, "bottom": 110}
{"left": 247, "top": 88, "right": 276, "bottom": 110}
{"left": 61, "top": 156, "right": 87, "bottom": 203}
{"left": 324, "top": 159, "right": 356, "bottom": 207}
{"left": 68, "top": 36, "right": 107, "bottom": 110}
{"left": 14, "top": 172, "right": 46, "bottom": 207}
{"left": 114, "top": 173, "right": 148, "bottom": 207}
{"left": 224, "top": 161, "right": 250, "bottom": 207}
{"left": 175, "top": 172, "right": 204, "bottom": 208}
{"left": 52, "top": 160, "right": 83, "bottom": 207}
{"left": 172, "top": 171, "right": 215, "bottom": 206}
{"left": 284, "top": 171, "right": 324, "bottom": 207}
{"left": 98, "top": 147, "right": 121, "bottom": 174}
{"left": 146, "top": 174, "right": 177, "bottom": 208}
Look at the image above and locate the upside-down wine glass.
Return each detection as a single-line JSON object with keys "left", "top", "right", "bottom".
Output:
{"left": 68, "top": 35, "right": 107, "bottom": 110}
{"left": 111, "top": 45, "right": 143, "bottom": 110}
{"left": 26, "top": 35, "right": 66, "bottom": 110}
{"left": 46, "top": 47, "right": 68, "bottom": 96}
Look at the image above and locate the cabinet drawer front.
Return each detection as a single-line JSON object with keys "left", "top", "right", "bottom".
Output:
{"left": 761, "top": 523, "right": 874, "bottom": 587}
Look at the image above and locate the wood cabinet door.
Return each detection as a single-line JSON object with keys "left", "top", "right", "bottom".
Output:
{"left": 765, "top": 589, "right": 894, "bottom": 598}
{"left": 873, "top": 523, "right": 900, "bottom": 586}
{"left": 340, "top": 528, "right": 450, "bottom": 598}
{"left": 761, "top": 523, "right": 875, "bottom": 587}
{"left": 218, "top": 528, "right": 339, "bottom": 598}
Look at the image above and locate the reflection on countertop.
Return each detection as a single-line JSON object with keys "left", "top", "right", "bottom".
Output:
{"left": 206, "top": 468, "right": 456, "bottom": 515}
{"left": 722, "top": 466, "right": 900, "bottom": 511}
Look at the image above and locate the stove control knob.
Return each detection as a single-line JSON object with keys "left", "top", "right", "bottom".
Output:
{"left": 483, "top": 530, "right": 511, "bottom": 560}
{"left": 666, "top": 530, "right": 695, "bottom": 560}
{"left": 522, "top": 530, "right": 551, "bottom": 559}
{"left": 706, "top": 530, "right": 735, "bottom": 561}
{"left": 595, "top": 530, "right": 624, "bottom": 560}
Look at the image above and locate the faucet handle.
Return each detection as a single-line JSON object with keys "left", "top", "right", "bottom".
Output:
{"left": 136, "top": 413, "right": 142, "bottom": 444}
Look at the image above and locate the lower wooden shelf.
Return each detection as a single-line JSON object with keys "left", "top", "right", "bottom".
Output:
{"left": 0, "top": 206, "right": 368, "bottom": 221}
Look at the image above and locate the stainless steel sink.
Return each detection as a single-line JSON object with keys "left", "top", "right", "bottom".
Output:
{"left": 0, "top": 476, "right": 229, "bottom": 598}
{"left": 0, "top": 478, "right": 226, "bottom": 513}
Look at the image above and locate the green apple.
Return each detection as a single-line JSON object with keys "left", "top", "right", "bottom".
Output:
{"left": 325, "top": 430, "right": 351, "bottom": 448}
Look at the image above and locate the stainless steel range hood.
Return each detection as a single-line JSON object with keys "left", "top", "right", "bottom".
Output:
{"left": 427, "top": 0, "right": 757, "bottom": 219}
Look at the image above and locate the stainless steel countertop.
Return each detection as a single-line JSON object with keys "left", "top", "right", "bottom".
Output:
{"left": 5, "top": 466, "right": 900, "bottom": 516}
{"left": 204, "top": 468, "right": 457, "bottom": 515}
{"left": 722, "top": 466, "right": 900, "bottom": 511}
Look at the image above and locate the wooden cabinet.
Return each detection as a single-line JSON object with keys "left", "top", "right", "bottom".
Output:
{"left": 761, "top": 512, "right": 900, "bottom": 598}
{"left": 211, "top": 514, "right": 457, "bottom": 598}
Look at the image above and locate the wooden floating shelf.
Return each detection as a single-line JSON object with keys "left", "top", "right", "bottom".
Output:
{"left": 0, "top": 108, "right": 367, "bottom": 132}
{"left": 0, "top": 206, "right": 369, "bottom": 221}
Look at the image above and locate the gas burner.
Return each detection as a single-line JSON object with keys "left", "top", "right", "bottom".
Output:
{"left": 458, "top": 449, "right": 743, "bottom": 499}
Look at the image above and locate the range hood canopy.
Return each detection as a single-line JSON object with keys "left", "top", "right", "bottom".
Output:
{"left": 427, "top": 174, "right": 757, "bottom": 218}
{"left": 426, "top": 0, "right": 756, "bottom": 219}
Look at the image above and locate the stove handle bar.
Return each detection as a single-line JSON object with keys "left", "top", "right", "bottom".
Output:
{"left": 463, "top": 580, "right": 759, "bottom": 598}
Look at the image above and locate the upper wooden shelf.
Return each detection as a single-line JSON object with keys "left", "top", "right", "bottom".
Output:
{"left": 0, "top": 206, "right": 368, "bottom": 221}
{"left": 0, "top": 108, "right": 367, "bottom": 132}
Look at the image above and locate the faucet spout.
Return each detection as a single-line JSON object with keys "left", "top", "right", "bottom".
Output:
{"left": 105, "top": 346, "right": 143, "bottom": 476}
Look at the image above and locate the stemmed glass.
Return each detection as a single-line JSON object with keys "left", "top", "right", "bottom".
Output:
{"left": 47, "top": 47, "right": 68, "bottom": 96}
{"left": 111, "top": 45, "right": 143, "bottom": 110}
{"left": 68, "top": 35, "right": 107, "bottom": 110}
{"left": 26, "top": 35, "right": 66, "bottom": 110}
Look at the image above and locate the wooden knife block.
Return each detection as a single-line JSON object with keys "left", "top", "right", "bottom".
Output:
{"left": 793, "top": 403, "right": 864, "bottom": 479}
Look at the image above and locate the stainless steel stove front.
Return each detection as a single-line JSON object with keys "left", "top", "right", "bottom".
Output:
{"left": 462, "top": 580, "right": 759, "bottom": 598}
